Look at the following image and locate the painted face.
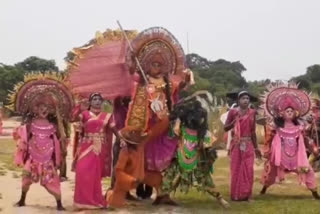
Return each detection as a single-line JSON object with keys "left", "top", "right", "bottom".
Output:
{"left": 283, "top": 107, "right": 295, "bottom": 120}
{"left": 238, "top": 95, "right": 250, "bottom": 108}
{"left": 38, "top": 103, "right": 49, "bottom": 119}
{"left": 90, "top": 95, "right": 103, "bottom": 109}
{"left": 149, "top": 62, "right": 163, "bottom": 78}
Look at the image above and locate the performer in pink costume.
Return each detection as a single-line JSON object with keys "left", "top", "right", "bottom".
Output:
{"left": 260, "top": 82, "right": 320, "bottom": 199}
{"left": 72, "top": 93, "right": 123, "bottom": 210}
{"left": 224, "top": 91, "right": 262, "bottom": 201}
{"left": 9, "top": 73, "right": 74, "bottom": 210}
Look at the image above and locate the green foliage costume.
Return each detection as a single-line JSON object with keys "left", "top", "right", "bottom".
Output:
{"left": 155, "top": 91, "right": 229, "bottom": 208}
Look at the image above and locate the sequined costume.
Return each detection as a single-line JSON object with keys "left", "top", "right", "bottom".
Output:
{"left": 260, "top": 82, "right": 319, "bottom": 199}
{"left": 9, "top": 72, "right": 74, "bottom": 210}
{"left": 159, "top": 91, "right": 229, "bottom": 207}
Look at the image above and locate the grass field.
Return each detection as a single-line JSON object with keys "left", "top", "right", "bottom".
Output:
{"left": 0, "top": 138, "right": 319, "bottom": 214}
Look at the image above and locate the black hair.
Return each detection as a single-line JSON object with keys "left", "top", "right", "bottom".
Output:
{"left": 22, "top": 112, "right": 34, "bottom": 125}
{"left": 88, "top": 93, "right": 103, "bottom": 110}
{"left": 274, "top": 116, "right": 300, "bottom": 128}
{"left": 22, "top": 111, "right": 57, "bottom": 124}
{"left": 114, "top": 96, "right": 131, "bottom": 109}
{"left": 47, "top": 114, "right": 58, "bottom": 125}
{"left": 163, "top": 75, "right": 172, "bottom": 113}
{"left": 89, "top": 93, "right": 103, "bottom": 102}
{"left": 171, "top": 99, "right": 208, "bottom": 146}
{"left": 238, "top": 91, "right": 251, "bottom": 101}
{"left": 238, "top": 91, "right": 250, "bottom": 100}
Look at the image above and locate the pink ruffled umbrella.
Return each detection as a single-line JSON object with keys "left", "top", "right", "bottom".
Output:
{"left": 66, "top": 29, "right": 138, "bottom": 100}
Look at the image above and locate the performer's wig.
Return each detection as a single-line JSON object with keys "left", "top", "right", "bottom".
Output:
{"left": 171, "top": 91, "right": 218, "bottom": 164}
{"left": 171, "top": 91, "right": 214, "bottom": 145}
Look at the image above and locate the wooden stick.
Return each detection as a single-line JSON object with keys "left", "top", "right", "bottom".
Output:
{"left": 116, "top": 20, "right": 148, "bottom": 84}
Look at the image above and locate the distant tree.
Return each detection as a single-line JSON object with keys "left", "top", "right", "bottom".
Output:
{"left": 15, "top": 56, "right": 59, "bottom": 73}
{"left": 0, "top": 64, "right": 24, "bottom": 103}
{"left": 247, "top": 80, "right": 267, "bottom": 97}
{"left": 291, "top": 75, "right": 311, "bottom": 91}
{"left": 212, "top": 59, "right": 246, "bottom": 75}
{"left": 186, "top": 53, "right": 211, "bottom": 70}
{"left": 306, "top": 64, "right": 320, "bottom": 83}
{"left": 311, "top": 83, "right": 320, "bottom": 96}
{"left": 185, "top": 53, "right": 248, "bottom": 100}
{"left": 0, "top": 57, "right": 60, "bottom": 105}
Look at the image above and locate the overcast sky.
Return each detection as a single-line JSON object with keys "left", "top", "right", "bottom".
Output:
{"left": 1, "top": 0, "right": 319, "bottom": 81}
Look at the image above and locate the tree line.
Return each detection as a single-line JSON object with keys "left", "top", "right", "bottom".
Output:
{"left": 0, "top": 55, "right": 319, "bottom": 106}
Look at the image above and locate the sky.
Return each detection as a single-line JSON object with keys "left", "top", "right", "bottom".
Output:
{"left": 0, "top": 0, "right": 319, "bottom": 81}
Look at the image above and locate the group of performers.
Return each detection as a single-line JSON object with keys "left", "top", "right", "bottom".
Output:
{"left": 7, "top": 26, "right": 320, "bottom": 211}
{"left": 224, "top": 87, "right": 320, "bottom": 202}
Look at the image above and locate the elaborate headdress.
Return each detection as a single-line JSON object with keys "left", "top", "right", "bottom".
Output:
{"left": 7, "top": 72, "right": 74, "bottom": 119}
{"left": 261, "top": 81, "right": 312, "bottom": 118}
{"left": 127, "top": 27, "right": 186, "bottom": 76}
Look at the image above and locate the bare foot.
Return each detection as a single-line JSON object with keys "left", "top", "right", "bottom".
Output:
{"left": 14, "top": 201, "right": 25, "bottom": 207}
{"left": 60, "top": 177, "right": 68, "bottom": 182}
{"left": 57, "top": 205, "right": 66, "bottom": 211}
{"left": 218, "top": 198, "right": 230, "bottom": 208}
{"left": 152, "top": 195, "right": 179, "bottom": 206}
{"left": 312, "top": 191, "right": 320, "bottom": 200}
{"left": 260, "top": 186, "right": 267, "bottom": 195}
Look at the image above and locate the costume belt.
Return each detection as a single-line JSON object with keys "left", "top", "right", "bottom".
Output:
{"left": 233, "top": 136, "right": 251, "bottom": 143}
{"left": 84, "top": 133, "right": 105, "bottom": 139}
{"left": 233, "top": 136, "right": 252, "bottom": 152}
{"left": 82, "top": 133, "right": 106, "bottom": 155}
{"left": 239, "top": 136, "right": 251, "bottom": 142}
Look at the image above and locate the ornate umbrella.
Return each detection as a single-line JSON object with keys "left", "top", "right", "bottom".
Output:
{"left": 66, "top": 29, "right": 138, "bottom": 100}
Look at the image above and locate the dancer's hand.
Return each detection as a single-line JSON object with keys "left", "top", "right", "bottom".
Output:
{"left": 71, "top": 159, "right": 77, "bottom": 172}
{"left": 183, "top": 68, "right": 195, "bottom": 85}
{"left": 120, "top": 139, "right": 127, "bottom": 148}
{"left": 173, "top": 119, "right": 181, "bottom": 136}
{"left": 150, "top": 95, "right": 164, "bottom": 113}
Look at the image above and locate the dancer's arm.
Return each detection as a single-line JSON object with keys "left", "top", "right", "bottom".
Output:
{"left": 224, "top": 109, "right": 237, "bottom": 132}
{"left": 252, "top": 112, "right": 262, "bottom": 159}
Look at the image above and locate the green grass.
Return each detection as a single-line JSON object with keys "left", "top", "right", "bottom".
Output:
{"left": 0, "top": 139, "right": 21, "bottom": 173}
{"left": 0, "top": 139, "right": 319, "bottom": 213}
{"left": 171, "top": 157, "right": 320, "bottom": 214}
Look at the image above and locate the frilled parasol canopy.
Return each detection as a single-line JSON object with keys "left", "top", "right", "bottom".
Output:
{"left": 65, "top": 29, "right": 138, "bottom": 100}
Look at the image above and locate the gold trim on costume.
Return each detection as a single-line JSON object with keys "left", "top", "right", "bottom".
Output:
{"left": 125, "top": 85, "right": 149, "bottom": 131}
{"left": 73, "top": 202, "right": 104, "bottom": 210}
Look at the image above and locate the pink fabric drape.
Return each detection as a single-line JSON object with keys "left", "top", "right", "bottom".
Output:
{"left": 73, "top": 111, "right": 113, "bottom": 209}
{"left": 53, "top": 134, "right": 61, "bottom": 167}
{"left": 264, "top": 129, "right": 316, "bottom": 188}
{"left": 226, "top": 108, "right": 256, "bottom": 201}
{"left": 14, "top": 122, "right": 62, "bottom": 197}
{"left": 13, "top": 125, "right": 28, "bottom": 166}
{"left": 68, "top": 41, "right": 135, "bottom": 100}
